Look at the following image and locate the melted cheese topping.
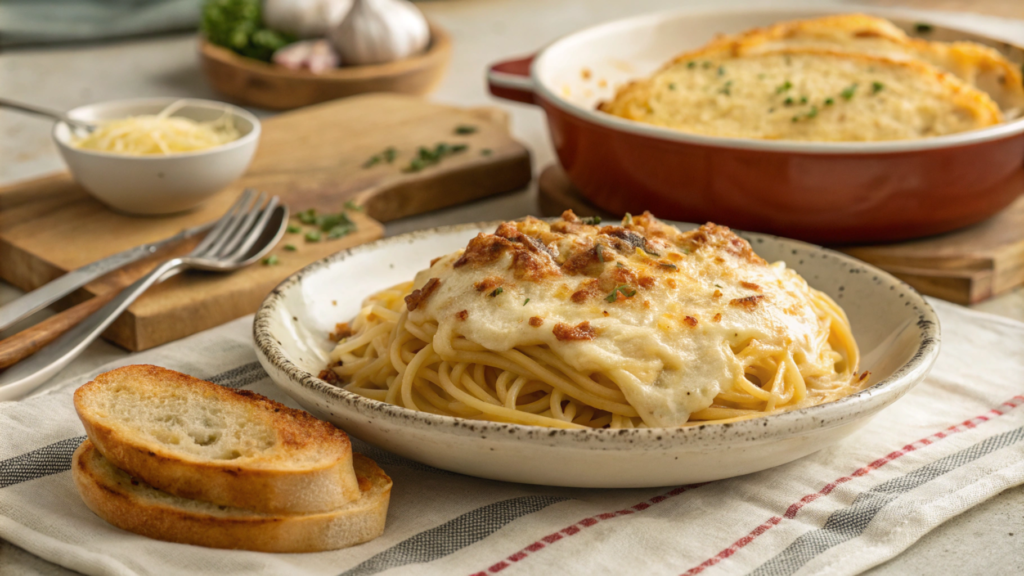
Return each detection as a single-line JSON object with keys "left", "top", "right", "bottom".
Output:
{"left": 408, "top": 212, "right": 847, "bottom": 427}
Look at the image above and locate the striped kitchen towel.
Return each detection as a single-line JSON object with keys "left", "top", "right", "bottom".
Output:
{"left": 1, "top": 297, "right": 1022, "bottom": 576}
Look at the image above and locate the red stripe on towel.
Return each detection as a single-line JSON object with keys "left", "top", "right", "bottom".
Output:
{"left": 680, "top": 395, "right": 1024, "bottom": 576}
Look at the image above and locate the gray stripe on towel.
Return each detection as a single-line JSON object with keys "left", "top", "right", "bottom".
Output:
{"left": 750, "top": 425, "right": 1024, "bottom": 576}
{"left": 340, "top": 495, "right": 571, "bottom": 576}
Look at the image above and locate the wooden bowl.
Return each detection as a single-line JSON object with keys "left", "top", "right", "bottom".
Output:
{"left": 199, "top": 23, "right": 451, "bottom": 110}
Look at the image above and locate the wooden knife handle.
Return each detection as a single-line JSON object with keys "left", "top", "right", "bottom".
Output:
{"left": 0, "top": 290, "right": 118, "bottom": 370}
{"left": 0, "top": 233, "right": 200, "bottom": 370}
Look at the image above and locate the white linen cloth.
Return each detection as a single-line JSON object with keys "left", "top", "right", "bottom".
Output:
{"left": 1, "top": 297, "right": 1022, "bottom": 576}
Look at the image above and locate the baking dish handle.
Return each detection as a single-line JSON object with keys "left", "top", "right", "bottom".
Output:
{"left": 487, "top": 55, "right": 537, "bottom": 105}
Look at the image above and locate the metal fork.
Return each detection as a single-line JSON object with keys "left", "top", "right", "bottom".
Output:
{"left": 0, "top": 190, "right": 288, "bottom": 401}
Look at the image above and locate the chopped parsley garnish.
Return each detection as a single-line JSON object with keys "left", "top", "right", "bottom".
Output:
{"left": 581, "top": 215, "right": 602, "bottom": 225}
{"left": 317, "top": 211, "right": 355, "bottom": 234}
{"left": 283, "top": 244, "right": 297, "bottom": 251}
{"left": 605, "top": 285, "right": 637, "bottom": 303}
{"left": 294, "top": 207, "right": 359, "bottom": 240}
{"left": 799, "top": 95, "right": 808, "bottom": 104}
{"left": 872, "top": 81, "right": 885, "bottom": 94}
{"left": 714, "top": 283, "right": 723, "bottom": 288}
{"left": 344, "top": 200, "right": 363, "bottom": 211}
{"left": 297, "top": 208, "right": 317, "bottom": 224}
{"left": 481, "top": 148, "right": 492, "bottom": 156}
{"left": 262, "top": 255, "right": 279, "bottom": 265}
{"left": 776, "top": 80, "right": 792, "bottom": 93}
{"left": 327, "top": 224, "right": 355, "bottom": 239}
{"left": 784, "top": 96, "right": 794, "bottom": 106}
{"left": 362, "top": 146, "right": 397, "bottom": 168}
{"left": 286, "top": 224, "right": 301, "bottom": 234}
{"left": 669, "top": 83, "right": 677, "bottom": 90}
{"left": 454, "top": 124, "right": 478, "bottom": 135}
{"left": 490, "top": 287, "right": 504, "bottom": 297}
{"left": 792, "top": 105, "right": 819, "bottom": 123}
{"left": 915, "top": 22, "right": 933, "bottom": 33}
{"left": 402, "top": 142, "right": 469, "bottom": 173}
{"left": 841, "top": 83, "right": 858, "bottom": 100}
{"left": 523, "top": 298, "right": 530, "bottom": 306}
{"left": 616, "top": 262, "right": 625, "bottom": 268}
{"left": 659, "top": 262, "right": 678, "bottom": 270}
{"left": 702, "top": 61, "right": 712, "bottom": 69}
{"left": 717, "top": 65, "right": 726, "bottom": 76}
{"left": 718, "top": 80, "right": 732, "bottom": 96}
{"left": 687, "top": 61, "right": 696, "bottom": 69}
{"left": 824, "top": 97, "right": 835, "bottom": 106}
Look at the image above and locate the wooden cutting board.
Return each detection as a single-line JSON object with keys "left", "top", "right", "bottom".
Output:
{"left": 0, "top": 94, "right": 532, "bottom": 351}
{"left": 538, "top": 165, "right": 1024, "bottom": 305}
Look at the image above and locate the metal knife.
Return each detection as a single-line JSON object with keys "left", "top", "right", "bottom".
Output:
{"left": 0, "top": 221, "right": 214, "bottom": 333}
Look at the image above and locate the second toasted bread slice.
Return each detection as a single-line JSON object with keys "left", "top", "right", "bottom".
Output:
{"left": 74, "top": 365, "right": 360, "bottom": 514}
{"left": 73, "top": 440, "right": 391, "bottom": 553}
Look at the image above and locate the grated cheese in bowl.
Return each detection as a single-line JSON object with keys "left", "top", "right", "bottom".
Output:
{"left": 72, "top": 100, "right": 241, "bottom": 155}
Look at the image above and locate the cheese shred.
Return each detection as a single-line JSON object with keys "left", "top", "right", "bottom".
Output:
{"left": 72, "top": 100, "right": 240, "bottom": 155}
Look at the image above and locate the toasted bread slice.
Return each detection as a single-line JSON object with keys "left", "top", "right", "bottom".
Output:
{"left": 73, "top": 440, "right": 391, "bottom": 553}
{"left": 73, "top": 365, "right": 359, "bottom": 514}
{"left": 691, "top": 13, "right": 1024, "bottom": 115}
{"left": 599, "top": 48, "right": 1000, "bottom": 141}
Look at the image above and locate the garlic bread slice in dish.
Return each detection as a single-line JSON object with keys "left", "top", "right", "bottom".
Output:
{"left": 697, "top": 13, "right": 1024, "bottom": 116}
{"left": 599, "top": 48, "right": 1001, "bottom": 141}
{"left": 73, "top": 365, "right": 360, "bottom": 514}
{"left": 73, "top": 440, "right": 391, "bottom": 553}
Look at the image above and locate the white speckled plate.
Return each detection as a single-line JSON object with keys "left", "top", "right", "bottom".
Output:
{"left": 253, "top": 222, "right": 940, "bottom": 488}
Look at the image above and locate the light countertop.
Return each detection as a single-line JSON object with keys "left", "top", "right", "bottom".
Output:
{"left": 1, "top": 1, "right": 1021, "bottom": 574}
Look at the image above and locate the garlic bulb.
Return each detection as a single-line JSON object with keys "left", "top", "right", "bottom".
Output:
{"left": 329, "top": 0, "right": 430, "bottom": 66}
{"left": 263, "top": 0, "right": 352, "bottom": 39}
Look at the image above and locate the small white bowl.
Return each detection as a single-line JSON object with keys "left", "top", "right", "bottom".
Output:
{"left": 254, "top": 221, "right": 941, "bottom": 488}
{"left": 53, "top": 98, "right": 260, "bottom": 215}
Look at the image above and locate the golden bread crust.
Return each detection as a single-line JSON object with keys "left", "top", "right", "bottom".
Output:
{"left": 599, "top": 13, "right": 1018, "bottom": 139}
{"left": 599, "top": 47, "right": 1000, "bottom": 141}
{"left": 72, "top": 440, "right": 391, "bottom": 553}
{"left": 74, "top": 364, "right": 360, "bottom": 514}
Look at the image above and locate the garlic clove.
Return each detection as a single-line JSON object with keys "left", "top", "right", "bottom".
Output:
{"left": 329, "top": 0, "right": 430, "bottom": 66}
{"left": 307, "top": 40, "right": 342, "bottom": 73}
{"left": 272, "top": 39, "right": 341, "bottom": 73}
{"left": 273, "top": 41, "right": 315, "bottom": 70}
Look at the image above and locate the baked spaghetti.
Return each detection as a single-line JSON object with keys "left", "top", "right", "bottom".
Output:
{"left": 323, "top": 212, "right": 866, "bottom": 429}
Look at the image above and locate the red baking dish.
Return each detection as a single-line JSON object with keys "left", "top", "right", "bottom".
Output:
{"left": 487, "top": 7, "right": 1024, "bottom": 244}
